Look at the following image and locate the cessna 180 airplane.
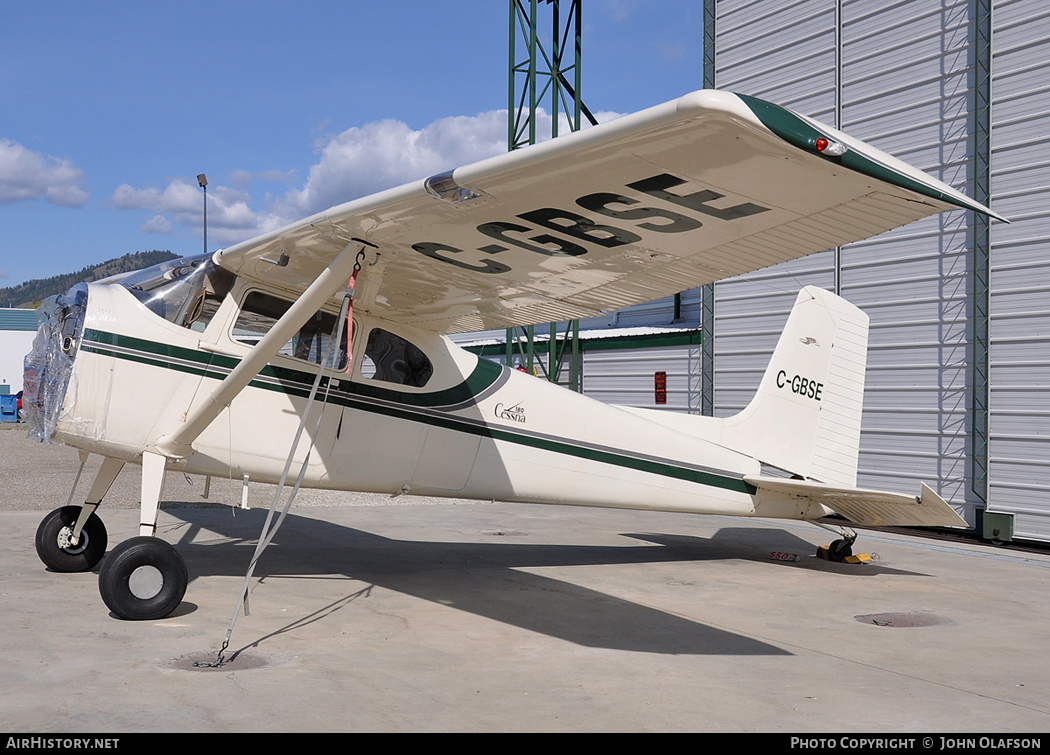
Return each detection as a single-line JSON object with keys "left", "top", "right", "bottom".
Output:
{"left": 24, "top": 90, "right": 1003, "bottom": 621}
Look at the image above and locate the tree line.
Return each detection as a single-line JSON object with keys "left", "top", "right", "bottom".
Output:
{"left": 0, "top": 251, "right": 177, "bottom": 308}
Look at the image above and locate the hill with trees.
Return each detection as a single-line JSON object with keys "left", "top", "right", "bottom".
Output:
{"left": 0, "top": 251, "right": 178, "bottom": 309}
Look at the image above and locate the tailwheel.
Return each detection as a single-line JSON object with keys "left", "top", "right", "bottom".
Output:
{"left": 35, "top": 506, "right": 108, "bottom": 572}
{"left": 827, "top": 538, "right": 854, "bottom": 563}
{"left": 98, "top": 537, "right": 188, "bottom": 620}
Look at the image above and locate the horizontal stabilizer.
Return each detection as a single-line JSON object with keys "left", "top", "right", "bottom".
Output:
{"left": 745, "top": 476, "right": 966, "bottom": 528}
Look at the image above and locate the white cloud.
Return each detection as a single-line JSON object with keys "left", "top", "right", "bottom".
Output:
{"left": 282, "top": 110, "right": 507, "bottom": 219}
{"left": 139, "top": 215, "right": 173, "bottom": 235}
{"left": 281, "top": 107, "right": 619, "bottom": 221}
{"left": 0, "top": 138, "right": 89, "bottom": 207}
{"left": 111, "top": 180, "right": 200, "bottom": 214}
{"left": 112, "top": 107, "right": 623, "bottom": 247}
{"left": 111, "top": 179, "right": 264, "bottom": 244}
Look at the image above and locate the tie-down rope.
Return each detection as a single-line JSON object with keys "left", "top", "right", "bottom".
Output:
{"left": 198, "top": 252, "right": 363, "bottom": 667}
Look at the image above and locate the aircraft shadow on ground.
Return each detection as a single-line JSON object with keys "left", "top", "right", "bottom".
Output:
{"left": 633, "top": 530, "right": 923, "bottom": 577}
{"left": 156, "top": 506, "right": 908, "bottom": 657}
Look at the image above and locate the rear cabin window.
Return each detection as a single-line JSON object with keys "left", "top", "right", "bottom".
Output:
{"left": 360, "top": 328, "right": 433, "bottom": 388}
{"left": 188, "top": 295, "right": 224, "bottom": 334}
{"left": 233, "top": 292, "right": 348, "bottom": 371}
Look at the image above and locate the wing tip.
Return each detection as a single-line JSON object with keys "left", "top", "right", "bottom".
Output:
{"left": 674, "top": 89, "right": 759, "bottom": 122}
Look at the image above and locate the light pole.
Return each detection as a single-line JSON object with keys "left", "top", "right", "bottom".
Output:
{"left": 197, "top": 173, "right": 208, "bottom": 256}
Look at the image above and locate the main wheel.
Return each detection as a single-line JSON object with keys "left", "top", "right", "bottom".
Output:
{"left": 98, "top": 537, "right": 188, "bottom": 620}
{"left": 35, "top": 506, "right": 108, "bottom": 572}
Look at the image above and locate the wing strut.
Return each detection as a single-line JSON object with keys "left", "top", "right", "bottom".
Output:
{"left": 155, "top": 240, "right": 370, "bottom": 459}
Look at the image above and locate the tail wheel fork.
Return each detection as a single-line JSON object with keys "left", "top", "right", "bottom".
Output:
{"left": 35, "top": 456, "right": 125, "bottom": 573}
{"left": 813, "top": 522, "right": 858, "bottom": 563}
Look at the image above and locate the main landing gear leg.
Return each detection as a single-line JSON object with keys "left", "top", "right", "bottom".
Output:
{"left": 98, "top": 452, "right": 187, "bottom": 620}
{"left": 35, "top": 455, "right": 124, "bottom": 573}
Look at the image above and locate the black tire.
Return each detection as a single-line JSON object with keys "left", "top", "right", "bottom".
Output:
{"left": 35, "top": 506, "right": 108, "bottom": 572}
{"left": 828, "top": 539, "right": 853, "bottom": 563}
{"left": 98, "top": 537, "right": 188, "bottom": 620}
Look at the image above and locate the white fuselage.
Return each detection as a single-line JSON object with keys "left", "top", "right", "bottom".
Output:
{"left": 49, "top": 280, "right": 820, "bottom": 521}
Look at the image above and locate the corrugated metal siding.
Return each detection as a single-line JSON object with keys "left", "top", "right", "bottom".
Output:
{"left": 716, "top": 0, "right": 839, "bottom": 122}
{"left": 839, "top": 0, "right": 979, "bottom": 514}
{"left": 713, "top": 0, "right": 990, "bottom": 525}
{"left": 582, "top": 345, "right": 702, "bottom": 413}
{"left": 986, "top": 0, "right": 1050, "bottom": 539}
{"left": 0, "top": 308, "right": 39, "bottom": 331}
{"left": 596, "top": 289, "right": 702, "bottom": 330}
{"left": 713, "top": 0, "right": 838, "bottom": 421}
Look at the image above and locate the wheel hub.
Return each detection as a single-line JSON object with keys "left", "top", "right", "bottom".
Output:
{"left": 57, "top": 526, "right": 88, "bottom": 554}
{"left": 128, "top": 566, "right": 164, "bottom": 600}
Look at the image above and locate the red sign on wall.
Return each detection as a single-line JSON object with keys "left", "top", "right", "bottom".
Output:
{"left": 654, "top": 371, "right": 667, "bottom": 405}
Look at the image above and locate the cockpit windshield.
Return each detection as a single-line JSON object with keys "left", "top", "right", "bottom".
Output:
{"left": 119, "top": 254, "right": 232, "bottom": 330}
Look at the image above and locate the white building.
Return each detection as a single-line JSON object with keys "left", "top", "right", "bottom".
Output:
{"left": 0, "top": 309, "right": 37, "bottom": 396}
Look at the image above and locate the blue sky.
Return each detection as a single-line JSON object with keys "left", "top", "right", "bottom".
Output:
{"left": 1, "top": 1, "right": 707, "bottom": 285}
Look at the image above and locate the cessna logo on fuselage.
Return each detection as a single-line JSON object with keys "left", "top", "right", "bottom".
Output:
{"left": 776, "top": 370, "right": 824, "bottom": 402}
{"left": 412, "top": 172, "right": 770, "bottom": 274}
{"left": 495, "top": 402, "right": 526, "bottom": 423}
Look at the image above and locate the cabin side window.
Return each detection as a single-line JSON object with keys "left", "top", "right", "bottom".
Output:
{"left": 360, "top": 328, "right": 433, "bottom": 388}
{"left": 233, "top": 291, "right": 348, "bottom": 371}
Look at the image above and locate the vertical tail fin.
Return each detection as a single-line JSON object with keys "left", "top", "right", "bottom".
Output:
{"left": 720, "top": 286, "right": 869, "bottom": 487}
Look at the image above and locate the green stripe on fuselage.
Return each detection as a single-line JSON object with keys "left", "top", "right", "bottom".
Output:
{"left": 82, "top": 328, "right": 503, "bottom": 407}
{"left": 80, "top": 329, "right": 753, "bottom": 495}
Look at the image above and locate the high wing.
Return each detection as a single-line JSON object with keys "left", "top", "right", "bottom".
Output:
{"left": 215, "top": 90, "right": 1002, "bottom": 333}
